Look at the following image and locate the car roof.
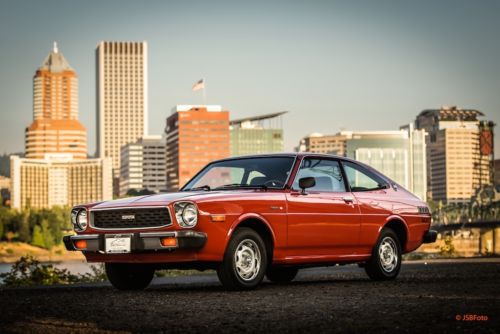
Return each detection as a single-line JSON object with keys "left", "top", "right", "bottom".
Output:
{"left": 211, "top": 152, "right": 354, "bottom": 163}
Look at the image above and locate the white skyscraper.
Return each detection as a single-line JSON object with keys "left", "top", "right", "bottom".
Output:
{"left": 96, "top": 41, "right": 148, "bottom": 192}
{"left": 119, "top": 135, "right": 167, "bottom": 196}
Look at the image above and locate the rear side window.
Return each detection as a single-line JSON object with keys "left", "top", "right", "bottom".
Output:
{"left": 342, "top": 161, "right": 387, "bottom": 192}
{"left": 293, "top": 158, "right": 346, "bottom": 192}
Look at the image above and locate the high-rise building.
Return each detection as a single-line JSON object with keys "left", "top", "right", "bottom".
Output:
{"left": 165, "top": 105, "right": 230, "bottom": 191}
{"left": 343, "top": 129, "right": 427, "bottom": 201}
{"left": 230, "top": 112, "right": 286, "bottom": 156}
{"left": 297, "top": 133, "right": 346, "bottom": 156}
{"left": 10, "top": 155, "right": 112, "bottom": 209}
{"left": 415, "top": 106, "right": 494, "bottom": 204}
{"left": 0, "top": 176, "right": 10, "bottom": 191}
{"left": 11, "top": 43, "right": 112, "bottom": 209}
{"left": 119, "top": 135, "right": 167, "bottom": 196}
{"left": 96, "top": 41, "right": 148, "bottom": 190}
{"left": 25, "top": 42, "right": 87, "bottom": 159}
{"left": 495, "top": 159, "right": 500, "bottom": 190}
{"left": 0, "top": 176, "right": 10, "bottom": 205}
{"left": 400, "top": 123, "right": 428, "bottom": 202}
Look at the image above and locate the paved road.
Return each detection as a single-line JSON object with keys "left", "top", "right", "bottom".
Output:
{"left": 0, "top": 259, "right": 498, "bottom": 333}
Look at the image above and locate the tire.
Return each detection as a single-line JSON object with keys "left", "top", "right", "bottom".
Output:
{"left": 105, "top": 263, "right": 155, "bottom": 291}
{"left": 217, "top": 227, "right": 268, "bottom": 290}
{"left": 365, "top": 228, "right": 402, "bottom": 281}
{"left": 266, "top": 266, "right": 298, "bottom": 284}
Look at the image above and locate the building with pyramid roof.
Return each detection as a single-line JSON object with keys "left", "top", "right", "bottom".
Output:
{"left": 11, "top": 43, "right": 112, "bottom": 209}
{"left": 26, "top": 42, "right": 86, "bottom": 159}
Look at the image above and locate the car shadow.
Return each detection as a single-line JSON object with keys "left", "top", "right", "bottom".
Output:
{"left": 146, "top": 275, "right": 374, "bottom": 294}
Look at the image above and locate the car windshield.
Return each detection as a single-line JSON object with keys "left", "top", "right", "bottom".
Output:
{"left": 182, "top": 156, "right": 295, "bottom": 191}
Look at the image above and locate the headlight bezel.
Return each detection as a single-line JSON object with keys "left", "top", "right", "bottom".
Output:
{"left": 71, "top": 207, "right": 88, "bottom": 232}
{"left": 174, "top": 202, "right": 198, "bottom": 228}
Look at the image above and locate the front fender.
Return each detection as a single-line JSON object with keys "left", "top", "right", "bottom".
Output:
{"left": 225, "top": 212, "right": 277, "bottom": 248}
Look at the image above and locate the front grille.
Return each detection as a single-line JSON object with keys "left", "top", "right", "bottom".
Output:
{"left": 92, "top": 207, "right": 171, "bottom": 229}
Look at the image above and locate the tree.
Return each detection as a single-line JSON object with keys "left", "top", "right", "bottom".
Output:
{"left": 5, "top": 231, "right": 15, "bottom": 242}
{"left": 41, "top": 220, "right": 54, "bottom": 250}
{"left": 31, "top": 225, "right": 45, "bottom": 248}
{"left": 18, "top": 211, "right": 31, "bottom": 243}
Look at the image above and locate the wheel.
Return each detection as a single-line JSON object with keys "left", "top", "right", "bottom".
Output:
{"left": 217, "top": 227, "right": 268, "bottom": 290}
{"left": 364, "top": 228, "right": 402, "bottom": 281}
{"left": 266, "top": 266, "right": 298, "bottom": 284}
{"left": 105, "top": 263, "right": 155, "bottom": 290}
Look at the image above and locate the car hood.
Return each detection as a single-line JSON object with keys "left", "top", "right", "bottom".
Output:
{"left": 90, "top": 191, "right": 229, "bottom": 209}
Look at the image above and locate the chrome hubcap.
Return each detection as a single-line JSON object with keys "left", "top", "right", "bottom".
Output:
{"left": 234, "top": 239, "right": 261, "bottom": 281}
{"left": 379, "top": 237, "right": 398, "bottom": 272}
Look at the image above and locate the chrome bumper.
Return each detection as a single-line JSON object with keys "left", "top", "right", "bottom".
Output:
{"left": 63, "top": 231, "right": 207, "bottom": 252}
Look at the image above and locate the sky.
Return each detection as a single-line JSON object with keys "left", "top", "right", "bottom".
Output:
{"left": 0, "top": 0, "right": 499, "bottom": 157}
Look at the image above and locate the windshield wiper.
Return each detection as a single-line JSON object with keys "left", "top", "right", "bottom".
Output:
{"left": 185, "top": 185, "right": 211, "bottom": 191}
{"left": 214, "top": 184, "right": 268, "bottom": 190}
{"left": 363, "top": 184, "right": 389, "bottom": 192}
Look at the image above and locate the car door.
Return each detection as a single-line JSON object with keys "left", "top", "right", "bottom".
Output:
{"left": 341, "top": 160, "right": 393, "bottom": 254}
{"left": 286, "top": 157, "right": 361, "bottom": 257}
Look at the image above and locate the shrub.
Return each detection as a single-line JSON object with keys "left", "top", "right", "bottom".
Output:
{"left": 439, "top": 235, "right": 456, "bottom": 256}
{"left": 31, "top": 225, "right": 45, "bottom": 248}
{"left": 0, "top": 256, "right": 107, "bottom": 287}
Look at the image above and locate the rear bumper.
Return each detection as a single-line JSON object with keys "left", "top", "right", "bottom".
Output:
{"left": 63, "top": 231, "right": 207, "bottom": 252}
{"left": 422, "top": 230, "right": 438, "bottom": 244}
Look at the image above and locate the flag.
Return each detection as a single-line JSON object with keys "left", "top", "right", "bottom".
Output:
{"left": 192, "top": 78, "right": 205, "bottom": 91}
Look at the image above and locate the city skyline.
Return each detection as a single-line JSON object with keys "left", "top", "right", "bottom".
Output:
{"left": 0, "top": 0, "right": 499, "bottom": 157}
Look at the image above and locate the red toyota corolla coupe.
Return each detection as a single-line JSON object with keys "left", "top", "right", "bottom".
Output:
{"left": 64, "top": 153, "right": 436, "bottom": 290}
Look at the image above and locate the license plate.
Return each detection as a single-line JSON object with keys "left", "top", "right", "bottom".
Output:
{"left": 105, "top": 235, "right": 131, "bottom": 254}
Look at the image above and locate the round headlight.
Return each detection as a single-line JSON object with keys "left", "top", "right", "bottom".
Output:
{"left": 76, "top": 210, "right": 88, "bottom": 231}
{"left": 71, "top": 209, "right": 78, "bottom": 226}
{"left": 181, "top": 203, "right": 198, "bottom": 227}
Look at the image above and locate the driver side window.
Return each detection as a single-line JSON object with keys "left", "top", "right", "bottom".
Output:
{"left": 293, "top": 158, "right": 346, "bottom": 192}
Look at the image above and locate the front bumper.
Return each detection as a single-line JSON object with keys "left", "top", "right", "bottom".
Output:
{"left": 422, "top": 230, "right": 438, "bottom": 244}
{"left": 63, "top": 231, "right": 207, "bottom": 252}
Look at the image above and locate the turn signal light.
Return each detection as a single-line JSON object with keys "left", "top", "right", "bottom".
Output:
{"left": 210, "top": 215, "right": 226, "bottom": 222}
{"left": 74, "top": 239, "right": 87, "bottom": 249}
{"left": 161, "top": 237, "right": 177, "bottom": 247}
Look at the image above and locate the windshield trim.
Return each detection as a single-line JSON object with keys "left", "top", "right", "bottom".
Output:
{"left": 181, "top": 155, "right": 298, "bottom": 191}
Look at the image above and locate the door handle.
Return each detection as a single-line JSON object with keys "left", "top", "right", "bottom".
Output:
{"left": 342, "top": 196, "right": 354, "bottom": 203}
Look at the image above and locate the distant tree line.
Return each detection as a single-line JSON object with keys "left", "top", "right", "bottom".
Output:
{"left": 0, "top": 205, "right": 71, "bottom": 250}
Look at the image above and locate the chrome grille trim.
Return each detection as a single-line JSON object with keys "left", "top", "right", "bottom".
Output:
{"left": 89, "top": 206, "right": 173, "bottom": 230}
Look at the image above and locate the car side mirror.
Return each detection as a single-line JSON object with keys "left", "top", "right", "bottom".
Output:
{"left": 299, "top": 177, "right": 315, "bottom": 195}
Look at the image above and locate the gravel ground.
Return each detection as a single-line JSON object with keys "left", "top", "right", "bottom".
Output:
{"left": 0, "top": 259, "right": 498, "bottom": 333}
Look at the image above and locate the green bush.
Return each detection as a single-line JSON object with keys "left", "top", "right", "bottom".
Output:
{"left": 31, "top": 225, "right": 44, "bottom": 248}
{"left": 0, "top": 256, "right": 107, "bottom": 287}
